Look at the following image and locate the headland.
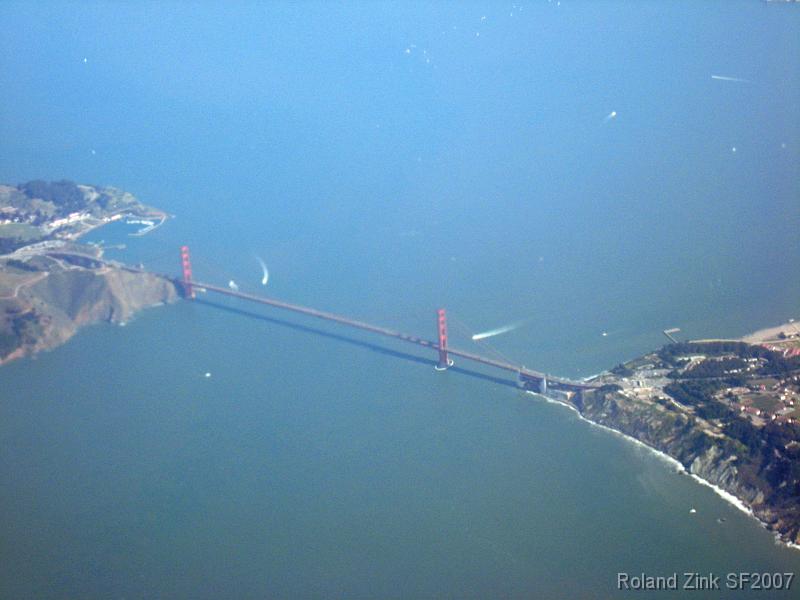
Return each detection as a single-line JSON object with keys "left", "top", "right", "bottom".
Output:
{"left": 532, "top": 329, "right": 800, "bottom": 548}
{"left": 0, "top": 180, "right": 179, "bottom": 364}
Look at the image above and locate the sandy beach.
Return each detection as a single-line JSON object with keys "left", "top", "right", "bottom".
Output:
{"left": 741, "top": 320, "right": 800, "bottom": 344}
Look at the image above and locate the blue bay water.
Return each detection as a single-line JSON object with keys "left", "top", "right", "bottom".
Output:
{"left": 1, "top": 2, "right": 799, "bottom": 598}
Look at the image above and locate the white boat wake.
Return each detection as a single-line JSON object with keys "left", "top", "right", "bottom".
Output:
{"left": 711, "top": 74, "right": 750, "bottom": 83}
{"left": 255, "top": 255, "right": 269, "bottom": 286}
{"left": 472, "top": 320, "right": 526, "bottom": 341}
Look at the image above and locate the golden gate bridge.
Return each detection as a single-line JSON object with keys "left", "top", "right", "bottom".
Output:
{"left": 48, "top": 245, "right": 600, "bottom": 394}
{"left": 172, "top": 245, "right": 599, "bottom": 394}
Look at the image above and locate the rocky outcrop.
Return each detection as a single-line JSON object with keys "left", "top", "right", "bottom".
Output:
{"left": 1, "top": 179, "right": 178, "bottom": 362}
{"left": 0, "top": 264, "right": 179, "bottom": 364}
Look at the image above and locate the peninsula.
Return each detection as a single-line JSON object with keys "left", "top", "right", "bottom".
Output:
{"left": 0, "top": 180, "right": 179, "bottom": 364}
{"left": 541, "top": 327, "right": 800, "bottom": 548}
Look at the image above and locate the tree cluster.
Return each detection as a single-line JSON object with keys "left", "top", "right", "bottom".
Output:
{"left": 610, "top": 363, "right": 634, "bottom": 377}
{"left": 659, "top": 341, "right": 800, "bottom": 378}
{"left": 18, "top": 180, "right": 85, "bottom": 215}
{"left": 659, "top": 341, "right": 772, "bottom": 364}
{"left": 0, "top": 237, "right": 25, "bottom": 254}
{"left": 5, "top": 259, "right": 39, "bottom": 272}
{"left": 676, "top": 357, "right": 748, "bottom": 379}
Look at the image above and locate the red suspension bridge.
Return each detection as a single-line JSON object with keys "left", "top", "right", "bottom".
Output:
{"left": 173, "top": 246, "right": 598, "bottom": 394}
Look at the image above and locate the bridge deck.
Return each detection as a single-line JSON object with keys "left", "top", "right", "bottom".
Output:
{"left": 45, "top": 251, "right": 597, "bottom": 390}
{"left": 189, "top": 279, "right": 597, "bottom": 391}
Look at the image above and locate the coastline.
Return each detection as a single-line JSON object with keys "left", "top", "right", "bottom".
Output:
{"left": 1, "top": 182, "right": 178, "bottom": 366}
{"left": 524, "top": 390, "right": 800, "bottom": 553}
{"left": 741, "top": 320, "right": 800, "bottom": 344}
{"left": 527, "top": 391, "right": 686, "bottom": 472}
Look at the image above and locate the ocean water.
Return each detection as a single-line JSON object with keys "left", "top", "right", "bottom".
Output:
{"left": 1, "top": 2, "right": 799, "bottom": 598}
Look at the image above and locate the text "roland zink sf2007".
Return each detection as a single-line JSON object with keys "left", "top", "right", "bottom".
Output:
{"left": 617, "top": 571, "right": 795, "bottom": 592}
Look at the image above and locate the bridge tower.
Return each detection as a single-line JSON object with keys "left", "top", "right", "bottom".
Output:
{"left": 180, "top": 245, "right": 195, "bottom": 299}
{"left": 435, "top": 308, "right": 453, "bottom": 371}
{"left": 516, "top": 370, "right": 525, "bottom": 389}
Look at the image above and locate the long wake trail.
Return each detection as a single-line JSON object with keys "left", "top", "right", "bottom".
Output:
{"left": 472, "top": 321, "right": 526, "bottom": 341}
{"left": 711, "top": 74, "right": 750, "bottom": 83}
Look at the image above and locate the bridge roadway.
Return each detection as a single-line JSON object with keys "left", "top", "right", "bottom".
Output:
{"left": 187, "top": 279, "right": 598, "bottom": 392}
{"left": 43, "top": 251, "right": 596, "bottom": 391}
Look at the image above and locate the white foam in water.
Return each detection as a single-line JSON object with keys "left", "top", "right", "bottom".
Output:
{"left": 782, "top": 538, "right": 800, "bottom": 551}
{"left": 687, "top": 473, "right": 752, "bottom": 516}
{"left": 526, "top": 391, "right": 800, "bottom": 551}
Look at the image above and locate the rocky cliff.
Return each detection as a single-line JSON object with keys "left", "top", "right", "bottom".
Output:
{"left": 0, "top": 257, "right": 179, "bottom": 364}
{"left": 573, "top": 387, "right": 800, "bottom": 546}
{"left": 1, "top": 179, "right": 179, "bottom": 364}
